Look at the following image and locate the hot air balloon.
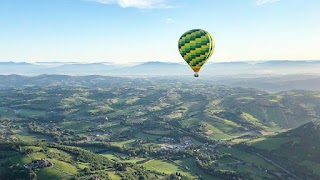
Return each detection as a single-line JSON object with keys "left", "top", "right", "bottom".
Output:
{"left": 178, "top": 29, "right": 215, "bottom": 77}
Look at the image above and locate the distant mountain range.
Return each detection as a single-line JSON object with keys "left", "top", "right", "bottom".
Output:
{"left": 1, "top": 60, "right": 320, "bottom": 76}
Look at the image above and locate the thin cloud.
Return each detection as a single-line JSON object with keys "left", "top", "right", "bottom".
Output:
{"left": 165, "top": 18, "right": 175, "bottom": 24}
{"left": 94, "top": 0, "right": 172, "bottom": 9}
{"left": 256, "top": 0, "right": 280, "bottom": 6}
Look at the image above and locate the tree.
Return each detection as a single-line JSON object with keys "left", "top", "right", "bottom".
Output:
{"left": 29, "top": 170, "right": 37, "bottom": 180}
{"left": 25, "top": 148, "right": 34, "bottom": 155}
{"left": 214, "top": 162, "right": 219, "bottom": 167}
{"left": 84, "top": 167, "right": 91, "bottom": 174}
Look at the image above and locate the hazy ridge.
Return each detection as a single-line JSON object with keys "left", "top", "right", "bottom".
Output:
{"left": 1, "top": 60, "right": 320, "bottom": 76}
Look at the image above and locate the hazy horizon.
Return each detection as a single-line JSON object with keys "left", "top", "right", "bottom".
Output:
{"left": 2, "top": 59, "right": 320, "bottom": 65}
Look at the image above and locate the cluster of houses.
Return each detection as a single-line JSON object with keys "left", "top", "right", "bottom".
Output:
{"left": 180, "top": 137, "right": 193, "bottom": 145}
{"left": 159, "top": 144, "right": 189, "bottom": 151}
{"left": 78, "top": 132, "right": 112, "bottom": 143}
{"left": 0, "top": 121, "right": 11, "bottom": 130}
{"left": 24, "top": 159, "right": 53, "bottom": 171}
{"left": 159, "top": 137, "right": 175, "bottom": 143}
{"left": 0, "top": 121, "right": 16, "bottom": 140}
{"left": 159, "top": 137, "right": 193, "bottom": 151}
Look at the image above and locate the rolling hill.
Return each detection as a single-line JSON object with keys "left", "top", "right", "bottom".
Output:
{"left": 247, "top": 121, "right": 320, "bottom": 179}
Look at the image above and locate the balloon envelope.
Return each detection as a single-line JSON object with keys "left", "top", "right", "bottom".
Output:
{"left": 178, "top": 29, "right": 215, "bottom": 74}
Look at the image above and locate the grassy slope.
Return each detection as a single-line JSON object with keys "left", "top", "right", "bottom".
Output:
{"left": 248, "top": 122, "right": 320, "bottom": 177}
{"left": 174, "top": 158, "right": 216, "bottom": 180}
{"left": 38, "top": 168, "right": 70, "bottom": 180}
{"left": 142, "top": 159, "right": 194, "bottom": 178}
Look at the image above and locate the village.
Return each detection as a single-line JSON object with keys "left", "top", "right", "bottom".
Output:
{"left": 23, "top": 159, "right": 53, "bottom": 171}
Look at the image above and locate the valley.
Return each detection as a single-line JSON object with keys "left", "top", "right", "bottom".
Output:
{"left": 0, "top": 75, "right": 320, "bottom": 180}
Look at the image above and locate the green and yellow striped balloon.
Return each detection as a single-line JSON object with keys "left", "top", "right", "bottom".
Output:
{"left": 178, "top": 29, "right": 215, "bottom": 77}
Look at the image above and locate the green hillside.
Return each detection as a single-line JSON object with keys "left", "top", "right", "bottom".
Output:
{"left": 247, "top": 122, "right": 320, "bottom": 179}
{"left": 1, "top": 75, "right": 320, "bottom": 179}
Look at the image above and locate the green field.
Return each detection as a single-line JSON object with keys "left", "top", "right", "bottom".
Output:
{"left": 101, "top": 152, "right": 146, "bottom": 164}
{"left": 301, "top": 160, "right": 320, "bottom": 176}
{"left": 21, "top": 146, "right": 43, "bottom": 151}
{"left": 38, "top": 167, "right": 70, "bottom": 180}
{"left": 123, "top": 157, "right": 146, "bottom": 164}
{"left": 9, "top": 155, "right": 32, "bottom": 164}
{"left": 180, "top": 118, "right": 202, "bottom": 127}
{"left": 18, "top": 133, "right": 53, "bottom": 142}
{"left": 174, "top": 158, "right": 214, "bottom": 180}
{"left": 110, "top": 139, "right": 135, "bottom": 147}
{"left": 59, "top": 121, "right": 97, "bottom": 131}
{"left": 135, "top": 132, "right": 160, "bottom": 141}
{"left": 18, "top": 109, "right": 46, "bottom": 117}
{"left": 29, "top": 152, "right": 47, "bottom": 159}
{"left": 219, "top": 147, "right": 276, "bottom": 171}
{"left": 236, "top": 97, "right": 255, "bottom": 100}
{"left": 101, "top": 153, "right": 121, "bottom": 162}
{"left": 242, "top": 112, "right": 259, "bottom": 123}
{"left": 205, "top": 118, "right": 238, "bottom": 134}
{"left": 142, "top": 159, "right": 194, "bottom": 178}
{"left": 77, "top": 162, "right": 90, "bottom": 169}
{"left": 51, "top": 159, "right": 78, "bottom": 174}
{"left": 217, "top": 147, "right": 278, "bottom": 179}
{"left": 108, "top": 172, "right": 121, "bottom": 180}
{"left": 265, "top": 107, "right": 287, "bottom": 127}
{"left": 47, "top": 148, "right": 74, "bottom": 161}
{"left": 61, "top": 96, "right": 95, "bottom": 108}
{"left": 203, "top": 122, "right": 230, "bottom": 140}
{"left": 249, "top": 137, "right": 300, "bottom": 151}
{"left": 242, "top": 104, "right": 268, "bottom": 123}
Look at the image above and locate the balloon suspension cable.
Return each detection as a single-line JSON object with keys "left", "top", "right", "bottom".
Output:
{"left": 194, "top": 73, "right": 199, "bottom": 77}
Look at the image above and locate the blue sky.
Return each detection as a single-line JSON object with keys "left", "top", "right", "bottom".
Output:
{"left": 0, "top": 0, "right": 319, "bottom": 63}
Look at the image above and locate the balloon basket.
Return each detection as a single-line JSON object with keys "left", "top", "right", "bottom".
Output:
{"left": 194, "top": 73, "right": 199, "bottom": 77}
